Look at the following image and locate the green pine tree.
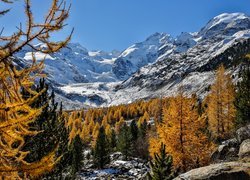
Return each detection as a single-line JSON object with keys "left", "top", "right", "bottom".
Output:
{"left": 110, "top": 128, "right": 117, "bottom": 151}
{"left": 117, "top": 124, "right": 132, "bottom": 160}
{"left": 139, "top": 119, "right": 148, "bottom": 138}
{"left": 147, "top": 143, "right": 176, "bottom": 180}
{"left": 70, "top": 135, "right": 84, "bottom": 178}
{"left": 48, "top": 106, "right": 72, "bottom": 178}
{"left": 130, "top": 120, "right": 139, "bottom": 155}
{"left": 23, "top": 79, "right": 61, "bottom": 162}
{"left": 93, "top": 126, "right": 110, "bottom": 169}
{"left": 136, "top": 119, "right": 150, "bottom": 160}
{"left": 22, "top": 79, "right": 75, "bottom": 178}
{"left": 235, "top": 59, "right": 250, "bottom": 127}
{"left": 130, "top": 120, "right": 139, "bottom": 142}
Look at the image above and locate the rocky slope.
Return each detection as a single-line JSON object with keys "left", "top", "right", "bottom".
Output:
{"left": 174, "top": 124, "right": 250, "bottom": 180}
{"left": 77, "top": 152, "right": 149, "bottom": 180}
{"left": 14, "top": 13, "right": 250, "bottom": 109}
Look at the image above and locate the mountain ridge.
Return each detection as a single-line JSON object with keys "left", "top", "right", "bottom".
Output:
{"left": 14, "top": 12, "right": 250, "bottom": 109}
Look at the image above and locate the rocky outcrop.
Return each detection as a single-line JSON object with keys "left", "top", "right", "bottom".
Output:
{"left": 174, "top": 162, "right": 250, "bottom": 180}
{"left": 239, "top": 139, "right": 250, "bottom": 159}
{"left": 211, "top": 124, "right": 250, "bottom": 162}
{"left": 211, "top": 138, "right": 239, "bottom": 162}
{"left": 78, "top": 152, "right": 149, "bottom": 179}
{"left": 236, "top": 124, "right": 250, "bottom": 143}
{"left": 178, "top": 125, "right": 250, "bottom": 180}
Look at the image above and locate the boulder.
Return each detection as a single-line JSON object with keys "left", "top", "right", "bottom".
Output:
{"left": 110, "top": 152, "right": 124, "bottom": 161}
{"left": 211, "top": 138, "right": 238, "bottom": 162}
{"left": 239, "top": 139, "right": 250, "bottom": 159}
{"left": 174, "top": 161, "right": 250, "bottom": 180}
{"left": 236, "top": 124, "right": 250, "bottom": 143}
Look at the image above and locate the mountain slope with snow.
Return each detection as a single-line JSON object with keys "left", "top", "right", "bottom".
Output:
{"left": 15, "top": 13, "right": 250, "bottom": 109}
{"left": 16, "top": 43, "right": 121, "bottom": 85}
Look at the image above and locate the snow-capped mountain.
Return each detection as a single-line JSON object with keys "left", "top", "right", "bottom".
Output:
{"left": 112, "top": 33, "right": 173, "bottom": 80}
{"left": 15, "top": 13, "right": 250, "bottom": 109}
{"left": 16, "top": 43, "right": 121, "bottom": 85}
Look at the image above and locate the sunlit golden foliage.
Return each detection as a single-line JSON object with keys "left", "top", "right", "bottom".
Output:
{"left": 91, "top": 122, "right": 100, "bottom": 147}
{"left": 149, "top": 91, "right": 215, "bottom": 172}
{"left": 67, "top": 112, "right": 83, "bottom": 144}
{"left": 0, "top": 0, "right": 71, "bottom": 178}
{"left": 206, "top": 65, "right": 236, "bottom": 141}
{"left": 115, "top": 116, "right": 125, "bottom": 134}
{"left": 138, "top": 111, "right": 150, "bottom": 125}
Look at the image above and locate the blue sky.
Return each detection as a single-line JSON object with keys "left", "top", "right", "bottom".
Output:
{"left": 1, "top": 0, "right": 250, "bottom": 51}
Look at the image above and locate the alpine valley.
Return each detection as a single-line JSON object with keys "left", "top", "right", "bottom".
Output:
{"left": 14, "top": 12, "right": 250, "bottom": 109}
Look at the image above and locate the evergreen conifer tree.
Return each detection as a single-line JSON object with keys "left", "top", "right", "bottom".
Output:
{"left": 147, "top": 143, "right": 176, "bottom": 180}
{"left": 93, "top": 126, "right": 110, "bottom": 169}
{"left": 117, "top": 124, "right": 132, "bottom": 160}
{"left": 110, "top": 129, "right": 117, "bottom": 151}
{"left": 23, "top": 79, "right": 59, "bottom": 163}
{"left": 136, "top": 119, "right": 150, "bottom": 160}
{"left": 139, "top": 119, "right": 148, "bottom": 138}
{"left": 130, "top": 120, "right": 139, "bottom": 142}
{"left": 22, "top": 80, "right": 74, "bottom": 178}
{"left": 70, "top": 135, "right": 84, "bottom": 178}
{"left": 235, "top": 59, "right": 250, "bottom": 127}
{"left": 130, "top": 120, "right": 139, "bottom": 154}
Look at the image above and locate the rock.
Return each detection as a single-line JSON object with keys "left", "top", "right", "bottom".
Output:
{"left": 239, "top": 139, "right": 250, "bottom": 159}
{"left": 174, "top": 161, "right": 250, "bottom": 180}
{"left": 211, "top": 138, "right": 239, "bottom": 162}
{"left": 79, "top": 152, "right": 149, "bottom": 179}
{"left": 222, "top": 138, "right": 238, "bottom": 147}
{"left": 110, "top": 152, "right": 124, "bottom": 161}
{"left": 236, "top": 124, "right": 250, "bottom": 143}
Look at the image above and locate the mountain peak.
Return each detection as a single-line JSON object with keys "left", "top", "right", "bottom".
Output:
{"left": 209, "top": 13, "right": 248, "bottom": 28}
{"left": 199, "top": 12, "right": 250, "bottom": 38}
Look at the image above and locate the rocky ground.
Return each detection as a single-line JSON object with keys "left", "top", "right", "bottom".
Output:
{"left": 77, "top": 152, "right": 149, "bottom": 180}
{"left": 175, "top": 124, "right": 250, "bottom": 180}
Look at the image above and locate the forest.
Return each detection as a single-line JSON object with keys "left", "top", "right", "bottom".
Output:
{"left": 0, "top": 0, "right": 250, "bottom": 179}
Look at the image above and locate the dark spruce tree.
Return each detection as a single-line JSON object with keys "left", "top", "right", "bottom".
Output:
{"left": 110, "top": 128, "right": 117, "bottom": 151}
{"left": 117, "top": 124, "right": 132, "bottom": 160}
{"left": 130, "top": 120, "right": 139, "bottom": 154}
{"left": 136, "top": 119, "right": 150, "bottom": 160}
{"left": 70, "top": 134, "right": 84, "bottom": 178}
{"left": 22, "top": 79, "right": 75, "bottom": 178}
{"left": 139, "top": 119, "right": 148, "bottom": 138}
{"left": 23, "top": 79, "right": 60, "bottom": 162}
{"left": 93, "top": 126, "right": 110, "bottom": 169}
{"left": 235, "top": 59, "right": 250, "bottom": 127}
{"left": 147, "top": 143, "right": 176, "bottom": 180}
{"left": 130, "top": 120, "right": 139, "bottom": 142}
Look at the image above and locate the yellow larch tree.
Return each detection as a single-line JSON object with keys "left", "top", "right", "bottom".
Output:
{"left": 138, "top": 111, "right": 150, "bottom": 125}
{"left": 80, "top": 121, "right": 91, "bottom": 145}
{"left": 88, "top": 117, "right": 95, "bottom": 135}
{"left": 67, "top": 112, "right": 83, "bottom": 145}
{"left": 105, "top": 124, "right": 112, "bottom": 139}
{"left": 0, "top": 0, "right": 72, "bottom": 178}
{"left": 102, "top": 115, "right": 109, "bottom": 128}
{"left": 206, "top": 65, "right": 236, "bottom": 141}
{"left": 149, "top": 91, "right": 214, "bottom": 172}
{"left": 115, "top": 116, "right": 125, "bottom": 134}
{"left": 114, "top": 108, "right": 122, "bottom": 121}
{"left": 91, "top": 122, "right": 100, "bottom": 147}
